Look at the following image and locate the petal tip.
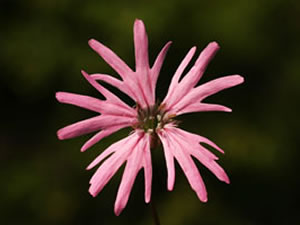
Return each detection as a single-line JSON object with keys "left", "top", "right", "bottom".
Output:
{"left": 55, "top": 92, "right": 62, "bottom": 101}
{"left": 114, "top": 208, "right": 121, "bottom": 216}
{"left": 88, "top": 186, "right": 99, "bottom": 197}
{"left": 238, "top": 75, "right": 245, "bottom": 84}
{"left": 88, "top": 39, "right": 97, "bottom": 48}
{"left": 86, "top": 165, "right": 92, "bottom": 170}
{"left": 145, "top": 196, "right": 151, "bottom": 203}
{"left": 225, "top": 107, "right": 232, "bottom": 112}
{"left": 210, "top": 41, "right": 220, "bottom": 49}
{"left": 224, "top": 175, "right": 230, "bottom": 184}
{"left": 57, "top": 129, "right": 64, "bottom": 140}
{"left": 80, "top": 145, "right": 87, "bottom": 152}
{"left": 134, "top": 18, "right": 144, "bottom": 25}
{"left": 81, "top": 70, "right": 88, "bottom": 77}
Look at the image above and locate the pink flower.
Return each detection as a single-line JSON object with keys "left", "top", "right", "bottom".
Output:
{"left": 57, "top": 19, "right": 244, "bottom": 216}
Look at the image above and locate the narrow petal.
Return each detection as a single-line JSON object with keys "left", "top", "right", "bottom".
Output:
{"left": 142, "top": 134, "right": 152, "bottom": 203}
{"left": 192, "top": 74, "right": 244, "bottom": 101}
{"left": 171, "top": 75, "right": 244, "bottom": 114}
{"left": 114, "top": 134, "right": 146, "bottom": 216}
{"left": 88, "top": 133, "right": 141, "bottom": 196}
{"left": 151, "top": 41, "right": 172, "bottom": 90}
{"left": 134, "top": 19, "right": 149, "bottom": 72}
{"left": 56, "top": 92, "right": 104, "bottom": 113}
{"left": 176, "top": 103, "right": 232, "bottom": 115}
{"left": 167, "top": 130, "right": 208, "bottom": 202}
{"left": 171, "top": 128, "right": 229, "bottom": 183}
{"left": 81, "top": 70, "right": 136, "bottom": 117}
{"left": 88, "top": 39, "right": 133, "bottom": 79}
{"left": 91, "top": 74, "right": 137, "bottom": 102}
{"left": 81, "top": 125, "right": 126, "bottom": 152}
{"left": 163, "top": 47, "right": 196, "bottom": 109}
{"left": 177, "top": 42, "right": 220, "bottom": 94}
{"left": 157, "top": 131, "right": 176, "bottom": 191}
{"left": 133, "top": 19, "right": 154, "bottom": 107}
{"left": 164, "top": 42, "right": 219, "bottom": 110}
{"left": 57, "top": 115, "right": 133, "bottom": 140}
{"left": 90, "top": 73, "right": 144, "bottom": 108}
{"left": 174, "top": 127, "right": 224, "bottom": 154}
{"left": 192, "top": 150, "right": 230, "bottom": 184}
{"left": 88, "top": 153, "right": 127, "bottom": 197}
{"left": 86, "top": 134, "right": 133, "bottom": 170}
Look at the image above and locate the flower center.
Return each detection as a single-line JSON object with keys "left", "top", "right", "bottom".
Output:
{"left": 134, "top": 103, "right": 174, "bottom": 134}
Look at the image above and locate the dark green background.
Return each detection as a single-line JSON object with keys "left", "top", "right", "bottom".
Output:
{"left": 1, "top": 0, "right": 299, "bottom": 224}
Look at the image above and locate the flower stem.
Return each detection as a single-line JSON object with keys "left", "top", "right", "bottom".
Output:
{"left": 150, "top": 200, "right": 161, "bottom": 225}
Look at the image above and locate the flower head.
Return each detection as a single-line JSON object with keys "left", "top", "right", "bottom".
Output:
{"left": 57, "top": 19, "right": 244, "bottom": 215}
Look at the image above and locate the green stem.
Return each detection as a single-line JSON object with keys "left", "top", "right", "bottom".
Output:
{"left": 150, "top": 200, "right": 161, "bottom": 225}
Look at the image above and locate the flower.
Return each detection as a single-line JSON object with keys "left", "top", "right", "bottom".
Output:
{"left": 56, "top": 19, "right": 244, "bottom": 216}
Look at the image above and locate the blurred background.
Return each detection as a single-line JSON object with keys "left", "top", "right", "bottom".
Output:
{"left": 1, "top": 0, "right": 299, "bottom": 224}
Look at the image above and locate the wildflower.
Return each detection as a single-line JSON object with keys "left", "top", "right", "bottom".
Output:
{"left": 57, "top": 19, "right": 244, "bottom": 215}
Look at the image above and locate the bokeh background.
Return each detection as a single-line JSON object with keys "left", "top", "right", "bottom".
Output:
{"left": 1, "top": 0, "right": 300, "bottom": 224}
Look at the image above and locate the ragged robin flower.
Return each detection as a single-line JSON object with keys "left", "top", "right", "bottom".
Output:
{"left": 56, "top": 19, "right": 244, "bottom": 216}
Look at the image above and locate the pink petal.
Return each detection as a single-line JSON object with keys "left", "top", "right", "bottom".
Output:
{"left": 81, "top": 70, "right": 136, "bottom": 117}
{"left": 133, "top": 19, "right": 154, "bottom": 107}
{"left": 157, "top": 131, "right": 175, "bottom": 191}
{"left": 90, "top": 73, "right": 145, "bottom": 107}
{"left": 56, "top": 92, "right": 104, "bottom": 113}
{"left": 88, "top": 132, "right": 141, "bottom": 196}
{"left": 167, "top": 130, "right": 208, "bottom": 202}
{"left": 194, "top": 74, "right": 244, "bottom": 100}
{"left": 91, "top": 74, "right": 136, "bottom": 101}
{"left": 57, "top": 115, "right": 134, "bottom": 140}
{"left": 151, "top": 41, "right": 172, "bottom": 91}
{"left": 175, "top": 103, "right": 232, "bottom": 115}
{"left": 171, "top": 128, "right": 229, "bottom": 183}
{"left": 178, "top": 42, "right": 220, "bottom": 92}
{"left": 134, "top": 19, "right": 149, "bottom": 72}
{"left": 172, "top": 75, "right": 244, "bottom": 113}
{"left": 174, "top": 127, "right": 224, "bottom": 154}
{"left": 192, "top": 150, "right": 230, "bottom": 184}
{"left": 88, "top": 39, "right": 133, "bottom": 80}
{"left": 81, "top": 125, "right": 127, "bottom": 152}
{"left": 163, "top": 42, "right": 219, "bottom": 111}
{"left": 163, "top": 47, "right": 197, "bottom": 109}
{"left": 142, "top": 134, "right": 152, "bottom": 203}
{"left": 114, "top": 134, "right": 147, "bottom": 216}
{"left": 86, "top": 134, "right": 133, "bottom": 170}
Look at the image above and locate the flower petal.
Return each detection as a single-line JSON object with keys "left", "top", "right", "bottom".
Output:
{"left": 81, "top": 70, "right": 136, "bottom": 117}
{"left": 81, "top": 125, "right": 127, "bottom": 152}
{"left": 88, "top": 132, "right": 141, "bottom": 196}
{"left": 191, "top": 150, "right": 230, "bottom": 184}
{"left": 134, "top": 19, "right": 149, "bottom": 72}
{"left": 176, "top": 103, "right": 232, "bottom": 115}
{"left": 171, "top": 75, "right": 244, "bottom": 114}
{"left": 133, "top": 19, "right": 155, "bottom": 107}
{"left": 174, "top": 127, "right": 224, "bottom": 154}
{"left": 167, "top": 130, "right": 208, "bottom": 202}
{"left": 91, "top": 74, "right": 136, "bottom": 101}
{"left": 151, "top": 41, "right": 172, "bottom": 91}
{"left": 157, "top": 131, "right": 175, "bottom": 191}
{"left": 88, "top": 39, "right": 133, "bottom": 79}
{"left": 171, "top": 128, "right": 229, "bottom": 183}
{"left": 142, "top": 134, "right": 152, "bottom": 203}
{"left": 163, "top": 47, "right": 196, "bottom": 109}
{"left": 57, "top": 115, "right": 134, "bottom": 140}
{"left": 114, "top": 133, "right": 147, "bottom": 216}
{"left": 86, "top": 134, "right": 133, "bottom": 170}
{"left": 163, "top": 42, "right": 219, "bottom": 111}
{"left": 176, "top": 42, "right": 220, "bottom": 95}
{"left": 56, "top": 92, "right": 104, "bottom": 113}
